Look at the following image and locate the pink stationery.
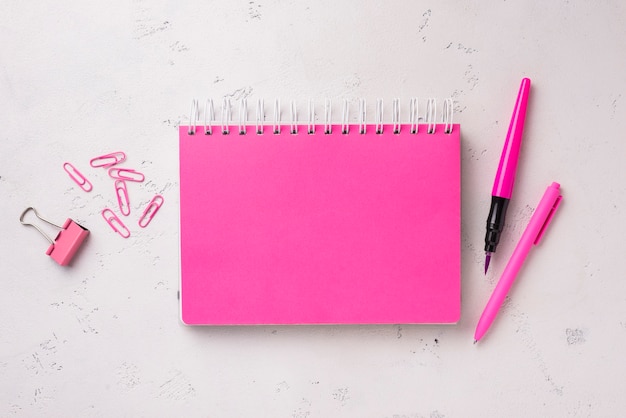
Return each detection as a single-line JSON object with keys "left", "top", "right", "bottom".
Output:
{"left": 179, "top": 99, "right": 461, "bottom": 325}
{"left": 475, "top": 182, "right": 563, "bottom": 342}
{"left": 20, "top": 207, "right": 89, "bottom": 266}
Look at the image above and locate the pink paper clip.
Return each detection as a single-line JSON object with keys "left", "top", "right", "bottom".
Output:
{"left": 63, "top": 162, "right": 92, "bottom": 192}
{"left": 138, "top": 195, "right": 164, "bottom": 228}
{"left": 115, "top": 180, "right": 131, "bottom": 216}
{"left": 101, "top": 208, "right": 130, "bottom": 238}
{"left": 108, "top": 167, "right": 145, "bottom": 183}
{"left": 90, "top": 151, "right": 126, "bottom": 168}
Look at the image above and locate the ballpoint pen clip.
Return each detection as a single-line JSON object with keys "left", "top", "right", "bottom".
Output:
{"left": 534, "top": 195, "right": 563, "bottom": 245}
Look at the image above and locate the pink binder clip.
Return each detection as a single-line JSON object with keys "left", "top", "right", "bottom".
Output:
{"left": 114, "top": 180, "right": 131, "bottom": 216}
{"left": 90, "top": 152, "right": 126, "bottom": 168}
{"left": 20, "top": 207, "right": 89, "bottom": 266}
{"left": 63, "top": 162, "right": 92, "bottom": 192}
{"left": 101, "top": 208, "right": 130, "bottom": 238}
{"left": 138, "top": 195, "right": 164, "bottom": 228}
{"left": 108, "top": 167, "right": 145, "bottom": 183}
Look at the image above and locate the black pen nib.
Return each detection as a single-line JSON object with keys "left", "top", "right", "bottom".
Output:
{"left": 484, "top": 252, "right": 492, "bottom": 274}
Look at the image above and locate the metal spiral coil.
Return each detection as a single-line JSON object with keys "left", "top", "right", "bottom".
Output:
{"left": 187, "top": 98, "right": 454, "bottom": 135}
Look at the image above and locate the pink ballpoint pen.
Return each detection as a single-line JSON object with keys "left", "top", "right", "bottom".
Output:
{"left": 484, "top": 78, "right": 531, "bottom": 273}
{"left": 474, "top": 182, "right": 563, "bottom": 343}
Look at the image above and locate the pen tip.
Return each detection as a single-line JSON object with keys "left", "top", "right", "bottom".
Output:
{"left": 484, "top": 253, "right": 491, "bottom": 274}
{"left": 473, "top": 340, "right": 478, "bottom": 345}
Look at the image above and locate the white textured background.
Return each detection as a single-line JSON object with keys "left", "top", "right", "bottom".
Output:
{"left": 2, "top": 1, "right": 626, "bottom": 417}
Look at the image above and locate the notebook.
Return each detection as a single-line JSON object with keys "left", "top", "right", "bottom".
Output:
{"left": 179, "top": 98, "right": 460, "bottom": 325}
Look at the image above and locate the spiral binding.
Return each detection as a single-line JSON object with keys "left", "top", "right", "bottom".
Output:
{"left": 341, "top": 99, "right": 350, "bottom": 134}
{"left": 187, "top": 98, "right": 454, "bottom": 136}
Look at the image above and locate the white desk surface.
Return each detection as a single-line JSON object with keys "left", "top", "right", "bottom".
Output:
{"left": 2, "top": 1, "right": 625, "bottom": 416}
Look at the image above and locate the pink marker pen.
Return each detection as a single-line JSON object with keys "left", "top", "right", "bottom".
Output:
{"left": 484, "top": 78, "right": 531, "bottom": 273}
{"left": 475, "top": 182, "right": 563, "bottom": 343}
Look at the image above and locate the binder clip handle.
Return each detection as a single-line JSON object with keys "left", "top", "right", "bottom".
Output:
{"left": 20, "top": 207, "right": 61, "bottom": 244}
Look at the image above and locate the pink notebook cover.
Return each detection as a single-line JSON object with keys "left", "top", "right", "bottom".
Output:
{"left": 179, "top": 123, "right": 460, "bottom": 325}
